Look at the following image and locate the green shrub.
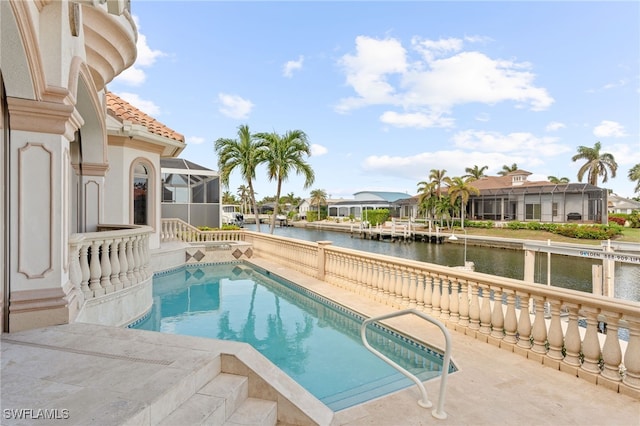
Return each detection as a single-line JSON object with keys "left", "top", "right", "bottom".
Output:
{"left": 364, "top": 209, "right": 389, "bottom": 226}
{"left": 507, "top": 221, "right": 528, "bottom": 230}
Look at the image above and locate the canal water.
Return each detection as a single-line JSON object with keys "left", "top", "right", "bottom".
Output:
{"left": 247, "top": 225, "right": 639, "bottom": 302}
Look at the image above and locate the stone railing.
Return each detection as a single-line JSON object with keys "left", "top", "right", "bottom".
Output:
{"left": 160, "top": 218, "right": 245, "bottom": 243}
{"left": 239, "top": 231, "right": 640, "bottom": 399}
{"left": 69, "top": 224, "right": 152, "bottom": 302}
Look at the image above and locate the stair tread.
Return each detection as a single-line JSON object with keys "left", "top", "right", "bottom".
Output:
{"left": 224, "top": 398, "right": 277, "bottom": 426}
{"left": 157, "top": 393, "right": 225, "bottom": 426}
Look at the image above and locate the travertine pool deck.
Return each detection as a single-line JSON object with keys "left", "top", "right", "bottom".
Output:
{"left": 2, "top": 257, "right": 639, "bottom": 425}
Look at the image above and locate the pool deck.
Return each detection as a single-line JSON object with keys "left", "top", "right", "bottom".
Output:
{"left": 2, "top": 257, "right": 639, "bottom": 425}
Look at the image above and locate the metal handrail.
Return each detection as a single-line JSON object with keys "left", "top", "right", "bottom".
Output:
{"left": 360, "top": 309, "right": 452, "bottom": 420}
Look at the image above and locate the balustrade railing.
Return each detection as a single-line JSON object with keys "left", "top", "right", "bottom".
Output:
{"left": 243, "top": 230, "right": 640, "bottom": 397}
{"left": 69, "top": 225, "right": 152, "bottom": 301}
{"left": 160, "top": 218, "right": 245, "bottom": 243}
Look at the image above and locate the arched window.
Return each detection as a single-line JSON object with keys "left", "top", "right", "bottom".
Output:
{"left": 133, "top": 162, "right": 149, "bottom": 225}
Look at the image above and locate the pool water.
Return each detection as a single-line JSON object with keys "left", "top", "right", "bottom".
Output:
{"left": 134, "top": 262, "right": 454, "bottom": 411}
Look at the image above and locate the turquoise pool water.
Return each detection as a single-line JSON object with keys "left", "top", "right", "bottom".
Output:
{"left": 133, "top": 262, "right": 454, "bottom": 411}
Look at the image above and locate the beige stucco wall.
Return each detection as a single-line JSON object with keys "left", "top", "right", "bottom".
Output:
{"left": 2, "top": 0, "right": 137, "bottom": 332}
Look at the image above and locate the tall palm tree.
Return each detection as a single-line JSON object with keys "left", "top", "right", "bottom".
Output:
{"left": 255, "top": 130, "right": 315, "bottom": 233}
{"left": 416, "top": 180, "right": 437, "bottom": 220}
{"left": 444, "top": 176, "right": 479, "bottom": 229}
{"left": 429, "top": 169, "right": 447, "bottom": 197}
{"left": 548, "top": 176, "right": 570, "bottom": 184}
{"left": 215, "top": 124, "right": 266, "bottom": 232}
{"left": 464, "top": 165, "right": 489, "bottom": 181}
{"left": 498, "top": 163, "right": 518, "bottom": 176}
{"left": 571, "top": 141, "right": 618, "bottom": 186}
{"left": 237, "top": 184, "right": 250, "bottom": 214}
{"left": 309, "top": 188, "right": 327, "bottom": 221}
{"left": 628, "top": 163, "right": 640, "bottom": 194}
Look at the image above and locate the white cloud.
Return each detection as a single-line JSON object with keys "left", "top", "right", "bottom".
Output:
{"left": 361, "top": 150, "right": 526, "bottom": 182}
{"left": 336, "top": 36, "right": 408, "bottom": 112}
{"left": 475, "top": 112, "right": 490, "bottom": 122}
{"left": 610, "top": 143, "right": 640, "bottom": 166}
{"left": 113, "top": 17, "right": 166, "bottom": 86}
{"left": 116, "top": 92, "right": 161, "bottom": 116}
{"left": 379, "top": 111, "right": 454, "bottom": 128}
{"left": 187, "top": 136, "right": 205, "bottom": 145}
{"left": 335, "top": 35, "right": 554, "bottom": 128}
{"left": 283, "top": 56, "right": 304, "bottom": 78}
{"left": 451, "top": 130, "right": 571, "bottom": 158}
{"left": 545, "top": 121, "right": 566, "bottom": 132}
{"left": 218, "top": 93, "right": 254, "bottom": 119}
{"left": 310, "top": 144, "right": 328, "bottom": 156}
{"left": 593, "top": 120, "right": 627, "bottom": 138}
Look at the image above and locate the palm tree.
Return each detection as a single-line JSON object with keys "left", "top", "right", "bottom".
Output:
{"left": 237, "top": 184, "right": 250, "bottom": 214}
{"left": 222, "top": 191, "right": 236, "bottom": 204}
{"left": 416, "top": 180, "right": 436, "bottom": 219}
{"left": 464, "top": 165, "right": 489, "bottom": 181}
{"left": 548, "top": 176, "right": 570, "bottom": 184}
{"left": 498, "top": 163, "right": 518, "bottom": 176}
{"left": 444, "top": 176, "right": 479, "bottom": 229}
{"left": 215, "top": 124, "right": 266, "bottom": 232}
{"left": 571, "top": 141, "right": 618, "bottom": 186}
{"left": 628, "top": 163, "right": 640, "bottom": 194}
{"left": 255, "top": 130, "right": 315, "bottom": 233}
{"left": 429, "top": 169, "right": 447, "bottom": 197}
{"left": 309, "top": 188, "right": 327, "bottom": 221}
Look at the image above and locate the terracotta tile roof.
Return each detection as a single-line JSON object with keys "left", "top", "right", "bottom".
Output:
{"left": 106, "top": 91, "right": 185, "bottom": 143}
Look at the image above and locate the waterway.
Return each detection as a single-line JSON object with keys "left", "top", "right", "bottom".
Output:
{"left": 246, "top": 225, "right": 640, "bottom": 302}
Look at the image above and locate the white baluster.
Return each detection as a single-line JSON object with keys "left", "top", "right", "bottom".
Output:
{"left": 126, "top": 237, "right": 136, "bottom": 285}
{"left": 600, "top": 310, "right": 622, "bottom": 384}
{"left": 110, "top": 239, "right": 122, "bottom": 291}
{"left": 503, "top": 290, "right": 518, "bottom": 345}
{"left": 440, "top": 274, "right": 450, "bottom": 320}
{"left": 119, "top": 240, "right": 130, "bottom": 288}
{"left": 546, "top": 299, "right": 563, "bottom": 364}
{"left": 490, "top": 287, "right": 504, "bottom": 341}
{"left": 79, "top": 243, "right": 92, "bottom": 299}
{"left": 100, "top": 240, "right": 113, "bottom": 293}
{"left": 88, "top": 241, "right": 104, "bottom": 296}
{"left": 479, "top": 284, "right": 492, "bottom": 336}
{"left": 622, "top": 316, "right": 640, "bottom": 390}
{"left": 458, "top": 279, "right": 470, "bottom": 328}
{"left": 579, "top": 307, "right": 602, "bottom": 375}
{"left": 516, "top": 291, "right": 532, "bottom": 351}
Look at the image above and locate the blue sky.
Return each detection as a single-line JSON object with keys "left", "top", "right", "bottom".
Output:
{"left": 109, "top": 1, "right": 640, "bottom": 200}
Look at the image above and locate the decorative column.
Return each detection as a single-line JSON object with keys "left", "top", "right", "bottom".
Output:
{"left": 88, "top": 241, "right": 104, "bottom": 296}
{"left": 431, "top": 274, "right": 441, "bottom": 317}
{"left": 457, "top": 279, "right": 470, "bottom": 330}
{"left": 515, "top": 291, "right": 532, "bottom": 357}
{"left": 118, "top": 239, "right": 130, "bottom": 288}
{"left": 598, "top": 310, "right": 622, "bottom": 391}
{"left": 561, "top": 303, "right": 582, "bottom": 375}
{"left": 100, "top": 240, "right": 113, "bottom": 293}
{"left": 415, "top": 273, "right": 425, "bottom": 310}
{"left": 408, "top": 269, "right": 417, "bottom": 308}
{"left": 530, "top": 295, "right": 548, "bottom": 362}
{"left": 448, "top": 276, "right": 459, "bottom": 325}
{"left": 79, "top": 242, "right": 92, "bottom": 299}
{"left": 400, "top": 267, "right": 410, "bottom": 307}
{"left": 440, "top": 274, "right": 450, "bottom": 321}
{"left": 621, "top": 316, "right": 640, "bottom": 396}
{"left": 478, "top": 284, "right": 492, "bottom": 340}
{"left": 489, "top": 287, "right": 504, "bottom": 346}
{"left": 468, "top": 281, "right": 481, "bottom": 335}
{"left": 544, "top": 299, "right": 564, "bottom": 369}
{"left": 502, "top": 290, "right": 518, "bottom": 349}
{"left": 423, "top": 274, "right": 433, "bottom": 314}
{"left": 393, "top": 267, "right": 403, "bottom": 308}
{"left": 578, "top": 307, "right": 602, "bottom": 383}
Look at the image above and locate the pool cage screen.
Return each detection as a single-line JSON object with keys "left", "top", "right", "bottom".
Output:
{"left": 160, "top": 158, "right": 222, "bottom": 228}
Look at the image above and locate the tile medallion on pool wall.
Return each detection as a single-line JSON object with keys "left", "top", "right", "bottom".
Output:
{"left": 185, "top": 242, "right": 253, "bottom": 264}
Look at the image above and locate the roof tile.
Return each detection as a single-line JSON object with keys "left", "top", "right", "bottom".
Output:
{"left": 106, "top": 91, "right": 185, "bottom": 143}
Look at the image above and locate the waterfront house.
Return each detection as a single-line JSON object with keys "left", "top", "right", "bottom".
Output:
{"left": 1, "top": 0, "right": 184, "bottom": 332}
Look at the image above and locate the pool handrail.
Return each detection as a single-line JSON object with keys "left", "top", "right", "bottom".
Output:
{"left": 360, "top": 308, "right": 452, "bottom": 420}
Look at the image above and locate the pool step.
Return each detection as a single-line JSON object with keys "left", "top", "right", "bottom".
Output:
{"left": 158, "top": 372, "right": 277, "bottom": 426}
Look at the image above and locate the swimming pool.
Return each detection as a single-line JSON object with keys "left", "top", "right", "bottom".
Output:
{"left": 133, "top": 262, "right": 455, "bottom": 411}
